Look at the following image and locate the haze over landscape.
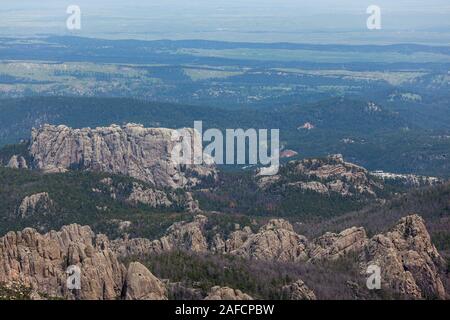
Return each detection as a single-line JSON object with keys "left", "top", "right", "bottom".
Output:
{"left": 2, "top": 0, "right": 450, "bottom": 44}
{"left": 0, "top": 0, "right": 449, "bottom": 303}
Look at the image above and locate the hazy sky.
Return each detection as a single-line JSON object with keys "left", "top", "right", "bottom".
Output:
{"left": 1, "top": 0, "right": 449, "bottom": 44}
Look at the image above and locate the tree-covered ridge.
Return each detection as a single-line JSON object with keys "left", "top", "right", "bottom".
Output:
{"left": 133, "top": 250, "right": 396, "bottom": 300}
{"left": 0, "top": 167, "right": 195, "bottom": 239}
{"left": 1, "top": 96, "right": 449, "bottom": 177}
{"left": 0, "top": 137, "right": 439, "bottom": 235}
{"left": 295, "top": 182, "right": 450, "bottom": 259}
{"left": 0, "top": 141, "right": 31, "bottom": 166}
{"left": 195, "top": 154, "right": 421, "bottom": 219}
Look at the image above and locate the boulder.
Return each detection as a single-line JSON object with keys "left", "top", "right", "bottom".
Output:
{"left": 156, "top": 215, "right": 209, "bottom": 253}
{"left": 281, "top": 280, "right": 316, "bottom": 300}
{"left": 123, "top": 262, "right": 167, "bottom": 300}
{"left": 16, "top": 192, "right": 53, "bottom": 218}
{"left": 230, "top": 219, "right": 308, "bottom": 262}
{"left": 7, "top": 155, "right": 28, "bottom": 169}
{"left": 204, "top": 286, "right": 253, "bottom": 300}
{"left": 309, "top": 227, "right": 368, "bottom": 261}
{"left": 126, "top": 182, "right": 172, "bottom": 207}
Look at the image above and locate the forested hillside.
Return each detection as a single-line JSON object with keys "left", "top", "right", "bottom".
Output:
{"left": 1, "top": 96, "right": 450, "bottom": 177}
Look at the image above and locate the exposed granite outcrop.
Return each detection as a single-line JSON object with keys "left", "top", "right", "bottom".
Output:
{"left": 204, "top": 286, "right": 253, "bottom": 300}
{"left": 113, "top": 213, "right": 448, "bottom": 299}
{"left": 370, "top": 171, "right": 441, "bottom": 188}
{"left": 223, "top": 227, "right": 254, "bottom": 254}
{"left": 258, "top": 154, "right": 383, "bottom": 197}
{"left": 360, "top": 215, "right": 447, "bottom": 299}
{"left": 152, "top": 215, "right": 209, "bottom": 253}
{"left": 7, "top": 155, "right": 28, "bottom": 169}
{"left": 16, "top": 192, "right": 54, "bottom": 218}
{"left": 126, "top": 182, "right": 173, "bottom": 207}
{"left": 111, "top": 215, "right": 209, "bottom": 258}
{"left": 281, "top": 279, "right": 316, "bottom": 300}
{"left": 309, "top": 227, "right": 368, "bottom": 262}
{"left": 30, "top": 123, "right": 216, "bottom": 189}
{"left": 122, "top": 262, "right": 167, "bottom": 300}
{"left": 228, "top": 219, "right": 309, "bottom": 262}
{"left": 98, "top": 179, "right": 201, "bottom": 212}
{"left": 111, "top": 236, "right": 158, "bottom": 258}
{"left": 1, "top": 214, "right": 446, "bottom": 300}
{"left": 0, "top": 224, "right": 166, "bottom": 300}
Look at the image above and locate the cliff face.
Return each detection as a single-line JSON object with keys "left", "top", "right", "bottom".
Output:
{"left": 360, "top": 215, "right": 447, "bottom": 299}
{"left": 123, "top": 262, "right": 167, "bottom": 300}
{"left": 226, "top": 219, "right": 309, "bottom": 262}
{"left": 111, "top": 215, "right": 209, "bottom": 257}
{"left": 258, "top": 154, "right": 383, "bottom": 197}
{"left": 0, "top": 224, "right": 167, "bottom": 300}
{"left": 0, "top": 214, "right": 447, "bottom": 300}
{"left": 309, "top": 227, "right": 368, "bottom": 262}
{"left": 114, "top": 214, "right": 448, "bottom": 300}
{"left": 30, "top": 124, "right": 215, "bottom": 189}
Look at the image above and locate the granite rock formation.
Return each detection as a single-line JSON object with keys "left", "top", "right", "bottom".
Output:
{"left": 204, "top": 286, "right": 253, "bottom": 300}
{"left": 111, "top": 215, "right": 209, "bottom": 257}
{"left": 0, "top": 224, "right": 166, "bottom": 300}
{"left": 360, "top": 215, "right": 447, "bottom": 299}
{"left": 7, "top": 155, "right": 28, "bottom": 169}
{"left": 258, "top": 154, "right": 383, "bottom": 197}
{"left": 109, "top": 214, "right": 448, "bottom": 299}
{"left": 309, "top": 227, "right": 368, "bottom": 262}
{"left": 281, "top": 280, "right": 317, "bottom": 300}
{"left": 122, "top": 262, "right": 167, "bottom": 300}
{"left": 227, "top": 219, "right": 309, "bottom": 262}
{"left": 30, "top": 123, "right": 216, "bottom": 189}
{"left": 16, "top": 192, "right": 54, "bottom": 218}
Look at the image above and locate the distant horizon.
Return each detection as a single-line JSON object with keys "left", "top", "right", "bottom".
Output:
{"left": 3, "top": 34, "right": 450, "bottom": 48}
{"left": 1, "top": 0, "right": 449, "bottom": 45}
